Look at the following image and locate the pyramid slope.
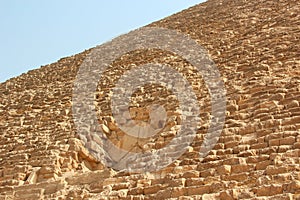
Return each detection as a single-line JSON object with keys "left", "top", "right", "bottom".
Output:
{"left": 0, "top": 0, "right": 300, "bottom": 199}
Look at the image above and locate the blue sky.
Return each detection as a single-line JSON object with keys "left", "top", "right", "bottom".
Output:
{"left": 0, "top": 0, "right": 205, "bottom": 83}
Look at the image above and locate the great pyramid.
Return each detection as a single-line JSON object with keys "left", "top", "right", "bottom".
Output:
{"left": 0, "top": 0, "right": 299, "bottom": 199}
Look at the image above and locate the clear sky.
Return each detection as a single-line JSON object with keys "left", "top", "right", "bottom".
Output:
{"left": 0, "top": 0, "right": 205, "bottom": 83}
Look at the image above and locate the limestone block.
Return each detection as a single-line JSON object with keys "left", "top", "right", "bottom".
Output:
{"left": 65, "top": 169, "right": 114, "bottom": 185}
{"left": 186, "top": 185, "right": 210, "bottom": 196}
{"left": 256, "top": 184, "right": 283, "bottom": 196}
{"left": 144, "top": 184, "right": 163, "bottom": 195}
{"left": 231, "top": 164, "right": 253, "bottom": 174}
{"left": 217, "top": 165, "right": 231, "bottom": 175}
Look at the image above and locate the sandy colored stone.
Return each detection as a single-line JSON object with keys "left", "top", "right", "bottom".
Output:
{"left": 0, "top": 0, "right": 299, "bottom": 199}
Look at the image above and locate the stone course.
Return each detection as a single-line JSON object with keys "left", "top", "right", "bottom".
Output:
{"left": 0, "top": 0, "right": 300, "bottom": 199}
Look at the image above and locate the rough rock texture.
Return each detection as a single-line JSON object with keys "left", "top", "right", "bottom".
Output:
{"left": 0, "top": 0, "right": 300, "bottom": 199}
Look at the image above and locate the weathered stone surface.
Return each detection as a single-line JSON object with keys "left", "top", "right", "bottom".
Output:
{"left": 65, "top": 169, "right": 114, "bottom": 185}
{"left": 0, "top": 0, "right": 299, "bottom": 199}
